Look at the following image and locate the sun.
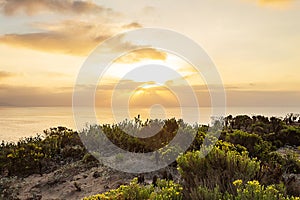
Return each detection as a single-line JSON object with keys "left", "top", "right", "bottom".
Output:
{"left": 129, "top": 83, "right": 179, "bottom": 108}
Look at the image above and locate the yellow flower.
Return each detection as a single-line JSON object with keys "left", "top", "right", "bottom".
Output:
{"left": 7, "top": 153, "right": 14, "bottom": 158}
{"left": 233, "top": 179, "right": 243, "bottom": 186}
{"left": 247, "top": 180, "right": 260, "bottom": 186}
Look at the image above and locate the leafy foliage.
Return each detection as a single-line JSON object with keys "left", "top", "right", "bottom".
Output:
{"left": 193, "top": 180, "right": 300, "bottom": 200}
{"left": 0, "top": 127, "right": 87, "bottom": 177}
{"left": 177, "top": 145, "right": 260, "bottom": 196}
{"left": 80, "top": 118, "right": 182, "bottom": 154}
{"left": 83, "top": 178, "right": 183, "bottom": 200}
{"left": 225, "top": 130, "right": 273, "bottom": 160}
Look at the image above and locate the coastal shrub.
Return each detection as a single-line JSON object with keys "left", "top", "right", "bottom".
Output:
{"left": 225, "top": 130, "right": 273, "bottom": 160}
{"left": 177, "top": 146, "right": 260, "bottom": 197}
{"left": 83, "top": 178, "right": 183, "bottom": 200}
{"left": 80, "top": 118, "right": 201, "bottom": 158}
{"left": 187, "top": 127, "right": 206, "bottom": 151}
{"left": 80, "top": 118, "right": 181, "bottom": 154}
{"left": 277, "top": 126, "right": 300, "bottom": 146}
{"left": 191, "top": 180, "right": 300, "bottom": 200}
{"left": 233, "top": 180, "right": 300, "bottom": 200}
{"left": 0, "top": 127, "right": 87, "bottom": 177}
{"left": 83, "top": 178, "right": 300, "bottom": 200}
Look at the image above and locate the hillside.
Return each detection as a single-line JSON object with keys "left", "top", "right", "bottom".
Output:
{"left": 1, "top": 115, "right": 300, "bottom": 200}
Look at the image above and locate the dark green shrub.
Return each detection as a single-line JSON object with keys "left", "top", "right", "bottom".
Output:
{"left": 225, "top": 130, "right": 272, "bottom": 160}
{"left": 177, "top": 146, "right": 260, "bottom": 197}
{"left": 277, "top": 126, "right": 300, "bottom": 146}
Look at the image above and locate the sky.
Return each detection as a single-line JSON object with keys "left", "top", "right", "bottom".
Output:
{"left": 0, "top": 0, "right": 300, "bottom": 107}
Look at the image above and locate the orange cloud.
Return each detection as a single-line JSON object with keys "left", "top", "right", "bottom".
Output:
{"left": 0, "top": 20, "right": 143, "bottom": 56}
{"left": 0, "top": 0, "right": 144, "bottom": 56}
{"left": 0, "top": 0, "right": 110, "bottom": 16}
{"left": 115, "top": 48, "right": 167, "bottom": 64}
{"left": 254, "top": 0, "right": 294, "bottom": 9}
{"left": 122, "top": 22, "right": 142, "bottom": 29}
{"left": 0, "top": 71, "right": 14, "bottom": 80}
{"left": 0, "top": 31, "right": 107, "bottom": 56}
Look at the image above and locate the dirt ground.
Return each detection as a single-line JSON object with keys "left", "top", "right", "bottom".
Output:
{"left": 0, "top": 161, "right": 178, "bottom": 200}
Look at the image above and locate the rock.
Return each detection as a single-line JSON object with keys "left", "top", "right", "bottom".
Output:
{"left": 93, "top": 171, "right": 101, "bottom": 179}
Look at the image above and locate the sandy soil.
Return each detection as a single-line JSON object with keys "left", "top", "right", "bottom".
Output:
{"left": 0, "top": 161, "right": 178, "bottom": 200}
{"left": 1, "top": 161, "right": 135, "bottom": 200}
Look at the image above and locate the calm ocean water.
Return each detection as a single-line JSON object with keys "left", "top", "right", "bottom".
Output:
{"left": 0, "top": 106, "right": 299, "bottom": 142}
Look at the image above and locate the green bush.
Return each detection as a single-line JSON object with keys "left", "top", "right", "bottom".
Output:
{"left": 83, "top": 178, "right": 183, "bottom": 200}
{"left": 192, "top": 180, "right": 300, "bottom": 200}
{"left": 80, "top": 118, "right": 182, "bottom": 154}
{"left": 177, "top": 146, "right": 260, "bottom": 196}
{"left": 234, "top": 180, "right": 300, "bottom": 200}
{"left": 277, "top": 126, "right": 300, "bottom": 146}
{"left": 225, "top": 130, "right": 273, "bottom": 160}
{"left": 0, "top": 127, "right": 86, "bottom": 177}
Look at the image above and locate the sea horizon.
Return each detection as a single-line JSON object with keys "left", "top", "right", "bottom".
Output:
{"left": 1, "top": 106, "right": 299, "bottom": 142}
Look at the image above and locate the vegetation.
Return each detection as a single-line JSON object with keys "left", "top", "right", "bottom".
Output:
{"left": 80, "top": 117, "right": 181, "bottom": 153}
{"left": 193, "top": 180, "right": 300, "bottom": 200}
{"left": 177, "top": 145, "right": 260, "bottom": 195}
{"left": 1, "top": 114, "right": 300, "bottom": 199}
{"left": 83, "top": 178, "right": 183, "bottom": 200}
{"left": 0, "top": 127, "right": 88, "bottom": 177}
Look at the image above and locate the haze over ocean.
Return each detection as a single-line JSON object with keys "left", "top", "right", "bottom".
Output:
{"left": 0, "top": 106, "right": 299, "bottom": 142}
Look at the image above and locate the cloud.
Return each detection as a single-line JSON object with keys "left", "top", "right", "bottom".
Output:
{"left": 0, "top": 0, "right": 111, "bottom": 16}
{"left": 0, "top": 71, "right": 14, "bottom": 80}
{"left": 122, "top": 22, "right": 142, "bottom": 29}
{"left": 0, "top": 85, "right": 72, "bottom": 106}
{"left": 0, "top": 30, "right": 106, "bottom": 56}
{"left": 0, "top": 81, "right": 300, "bottom": 107}
{"left": 0, "top": 20, "right": 133, "bottom": 55}
{"left": 44, "top": 71, "right": 69, "bottom": 78}
{"left": 129, "top": 86, "right": 180, "bottom": 107}
{"left": 0, "top": 0, "right": 145, "bottom": 56}
{"left": 0, "top": 1, "right": 140, "bottom": 56}
{"left": 253, "top": 0, "right": 294, "bottom": 9}
{"left": 0, "top": 14, "right": 144, "bottom": 56}
{"left": 227, "top": 90, "right": 300, "bottom": 107}
{"left": 94, "top": 79, "right": 187, "bottom": 107}
{"left": 115, "top": 48, "right": 167, "bottom": 64}
{"left": 258, "top": 0, "right": 291, "bottom": 4}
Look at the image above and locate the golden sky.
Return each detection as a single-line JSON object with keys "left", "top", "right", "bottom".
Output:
{"left": 0, "top": 0, "right": 300, "bottom": 107}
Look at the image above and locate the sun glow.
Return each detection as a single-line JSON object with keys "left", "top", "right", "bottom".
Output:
{"left": 129, "top": 83, "right": 179, "bottom": 108}
{"left": 140, "top": 82, "right": 162, "bottom": 89}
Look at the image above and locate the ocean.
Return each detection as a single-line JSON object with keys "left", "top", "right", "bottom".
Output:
{"left": 0, "top": 106, "right": 299, "bottom": 142}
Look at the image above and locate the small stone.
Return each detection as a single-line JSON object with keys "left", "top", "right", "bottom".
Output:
{"left": 93, "top": 171, "right": 101, "bottom": 178}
